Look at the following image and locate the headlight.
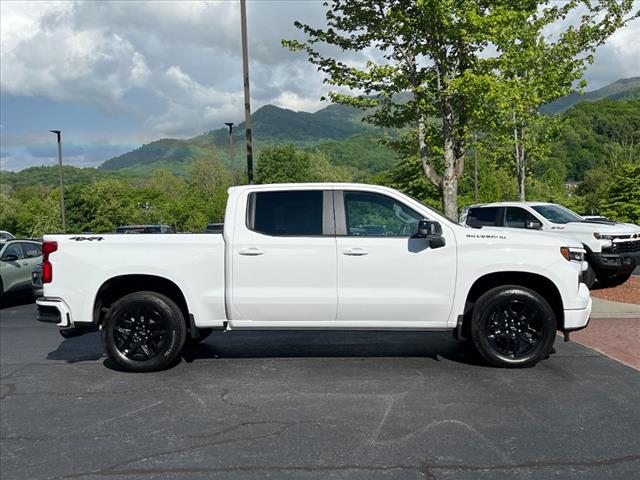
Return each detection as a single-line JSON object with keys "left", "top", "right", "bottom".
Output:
{"left": 560, "top": 246, "right": 585, "bottom": 262}
{"left": 593, "top": 232, "right": 615, "bottom": 240}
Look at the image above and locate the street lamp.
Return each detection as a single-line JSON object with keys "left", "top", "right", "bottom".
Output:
{"left": 49, "top": 130, "right": 67, "bottom": 233}
{"left": 224, "top": 122, "right": 234, "bottom": 167}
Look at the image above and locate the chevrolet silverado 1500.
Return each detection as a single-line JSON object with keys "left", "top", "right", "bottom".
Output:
{"left": 37, "top": 183, "right": 591, "bottom": 371}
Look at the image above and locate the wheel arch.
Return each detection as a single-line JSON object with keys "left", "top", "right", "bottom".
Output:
{"left": 463, "top": 271, "right": 565, "bottom": 336}
{"left": 93, "top": 274, "right": 190, "bottom": 327}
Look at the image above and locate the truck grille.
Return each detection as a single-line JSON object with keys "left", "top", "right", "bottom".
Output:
{"left": 611, "top": 239, "right": 640, "bottom": 254}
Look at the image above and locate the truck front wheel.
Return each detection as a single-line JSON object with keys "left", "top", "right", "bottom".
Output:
{"left": 102, "top": 291, "right": 186, "bottom": 372}
{"left": 470, "top": 286, "right": 556, "bottom": 368}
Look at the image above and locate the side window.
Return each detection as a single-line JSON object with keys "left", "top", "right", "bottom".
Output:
{"left": 3, "top": 243, "right": 25, "bottom": 260}
{"left": 23, "top": 243, "right": 42, "bottom": 258}
{"left": 249, "top": 191, "right": 324, "bottom": 236}
{"left": 505, "top": 207, "right": 538, "bottom": 229}
{"left": 344, "top": 191, "right": 421, "bottom": 237}
{"left": 466, "top": 207, "right": 500, "bottom": 227}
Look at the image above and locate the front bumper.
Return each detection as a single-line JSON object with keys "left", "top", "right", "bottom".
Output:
{"left": 563, "top": 297, "right": 592, "bottom": 332}
{"left": 589, "top": 252, "right": 637, "bottom": 275}
{"left": 562, "top": 283, "right": 592, "bottom": 332}
{"left": 36, "top": 297, "right": 71, "bottom": 328}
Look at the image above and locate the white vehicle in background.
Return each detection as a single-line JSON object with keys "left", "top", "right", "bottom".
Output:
{"left": 0, "top": 231, "right": 16, "bottom": 242}
{"left": 37, "top": 184, "right": 590, "bottom": 372}
{"left": 460, "top": 202, "right": 640, "bottom": 288}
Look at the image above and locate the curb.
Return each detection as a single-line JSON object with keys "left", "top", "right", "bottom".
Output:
{"left": 590, "top": 297, "right": 640, "bottom": 319}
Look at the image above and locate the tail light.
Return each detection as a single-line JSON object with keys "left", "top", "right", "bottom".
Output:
{"left": 42, "top": 241, "right": 58, "bottom": 284}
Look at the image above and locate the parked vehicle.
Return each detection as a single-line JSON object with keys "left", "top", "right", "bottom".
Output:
{"left": 460, "top": 202, "right": 640, "bottom": 288}
{"left": 0, "top": 239, "right": 42, "bottom": 302}
{"left": 0, "top": 230, "right": 16, "bottom": 241}
{"left": 204, "top": 223, "right": 224, "bottom": 234}
{"left": 32, "top": 263, "right": 43, "bottom": 299}
{"left": 115, "top": 224, "right": 176, "bottom": 234}
{"left": 37, "top": 183, "right": 591, "bottom": 372}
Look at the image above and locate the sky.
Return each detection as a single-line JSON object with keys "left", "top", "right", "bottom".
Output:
{"left": 1, "top": 0, "right": 639, "bottom": 172}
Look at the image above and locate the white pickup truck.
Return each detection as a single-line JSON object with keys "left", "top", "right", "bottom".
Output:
{"left": 37, "top": 183, "right": 591, "bottom": 371}
{"left": 460, "top": 202, "right": 640, "bottom": 288}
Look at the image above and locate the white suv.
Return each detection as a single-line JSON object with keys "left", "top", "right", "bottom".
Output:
{"left": 460, "top": 202, "right": 640, "bottom": 288}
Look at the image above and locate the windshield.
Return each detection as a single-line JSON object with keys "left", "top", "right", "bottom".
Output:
{"left": 531, "top": 205, "right": 583, "bottom": 224}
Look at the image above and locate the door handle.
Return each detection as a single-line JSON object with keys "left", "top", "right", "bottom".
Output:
{"left": 343, "top": 247, "right": 368, "bottom": 256}
{"left": 21, "top": 262, "right": 29, "bottom": 266}
{"left": 238, "top": 247, "right": 264, "bottom": 256}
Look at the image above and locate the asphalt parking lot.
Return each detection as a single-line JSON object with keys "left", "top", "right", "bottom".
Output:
{"left": 1, "top": 301, "right": 639, "bottom": 480}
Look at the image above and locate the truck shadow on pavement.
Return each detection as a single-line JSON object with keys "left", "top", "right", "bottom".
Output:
{"left": 46, "top": 330, "right": 503, "bottom": 369}
{"left": 180, "top": 330, "right": 488, "bottom": 367}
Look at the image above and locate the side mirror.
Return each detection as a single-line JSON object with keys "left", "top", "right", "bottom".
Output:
{"left": 525, "top": 220, "right": 543, "bottom": 230}
{"left": 417, "top": 220, "right": 446, "bottom": 248}
{"left": 1, "top": 254, "right": 19, "bottom": 262}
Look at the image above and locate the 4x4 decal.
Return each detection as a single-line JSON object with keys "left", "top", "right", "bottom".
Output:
{"left": 69, "top": 236, "right": 104, "bottom": 241}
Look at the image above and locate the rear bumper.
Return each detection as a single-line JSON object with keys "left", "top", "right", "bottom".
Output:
{"left": 36, "top": 297, "right": 71, "bottom": 328}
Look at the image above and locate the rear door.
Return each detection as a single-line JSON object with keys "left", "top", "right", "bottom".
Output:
{"left": 229, "top": 189, "right": 337, "bottom": 324}
{"left": 465, "top": 206, "right": 503, "bottom": 228}
{"left": 334, "top": 190, "right": 457, "bottom": 325}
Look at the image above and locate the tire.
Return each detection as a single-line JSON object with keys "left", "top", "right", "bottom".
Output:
{"left": 470, "top": 286, "right": 557, "bottom": 368}
{"left": 596, "top": 272, "right": 632, "bottom": 289}
{"left": 186, "top": 328, "right": 213, "bottom": 345}
{"left": 582, "top": 263, "right": 596, "bottom": 289}
{"left": 102, "top": 291, "right": 187, "bottom": 372}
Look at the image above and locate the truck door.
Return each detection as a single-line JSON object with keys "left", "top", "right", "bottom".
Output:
{"left": 229, "top": 189, "right": 337, "bottom": 324}
{"left": 334, "top": 190, "right": 456, "bottom": 326}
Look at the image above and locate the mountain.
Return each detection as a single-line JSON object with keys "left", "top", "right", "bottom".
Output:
{"left": 541, "top": 77, "right": 640, "bottom": 114}
{"left": 100, "top": 103, "right": 372, "bottom": 172}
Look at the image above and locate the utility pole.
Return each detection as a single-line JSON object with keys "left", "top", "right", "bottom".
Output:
{"left": 49, "top": 130, "right": 67, "bottom": 232}
{"left": 240, "top": 0, "right": 253, "bottom": 184}
{"left": 473, "top": 132, "right": 478, "bottom": 202}
{"left": 224, "top": 122, "right": 234, "bottom": 167}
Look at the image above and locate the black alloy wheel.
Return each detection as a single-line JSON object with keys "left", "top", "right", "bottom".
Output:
{"left": 102, "top": 291, "right": 186, "bottom": 372}
{"left": 470, "top": 286, "right": 556, "bottom": 367}
{"left": 113, "top": 306, "right": 169, "bottom": 361}
{"left": 485, "top": 300, "right": 543, "bottom": 359}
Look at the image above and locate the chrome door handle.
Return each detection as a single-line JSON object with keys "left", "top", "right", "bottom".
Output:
{"left": 343, "top": 248, "right": 368, "bottom": 256}
{"left": 238, "top": 248, "right": 264, "bottom": 256}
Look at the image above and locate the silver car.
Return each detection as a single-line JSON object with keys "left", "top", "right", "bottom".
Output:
{"left": 0, "top": 239, "right": 42, "bottom": 302}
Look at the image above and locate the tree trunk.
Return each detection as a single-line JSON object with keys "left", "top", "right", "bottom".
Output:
{"left": 513, "top": 111, "right": 526, "bottom": 201}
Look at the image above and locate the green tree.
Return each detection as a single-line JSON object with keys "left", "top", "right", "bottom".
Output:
{"left": 600, "top": 163, "right": 640, "bottom": 223}
{"left": 256, "top": 145, "right": 352, "bottom": 184}
{"left": 286, "top": 0, "right": 637, "bottom": 217}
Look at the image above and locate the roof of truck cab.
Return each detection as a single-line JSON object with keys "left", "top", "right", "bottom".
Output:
{"left": 466, "top": 201, "right": 556, "bottom": 208}
{"left": 228, "top": 183, "right": 399, "bottom": 192}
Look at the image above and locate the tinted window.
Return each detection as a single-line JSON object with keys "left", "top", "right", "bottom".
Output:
{"left": 22, "top": 243, "right": 42, "bottom": 258}
{"left": 251, "top": 191, "right": 324, "bottom": 236}
{"left": 505, "top": 208, "right": 539, "bottom": 229}
{"left": 466, "top": 207, "right": 500, "bottom": 227}
{"left": 532, "top": 205, "right": 582, "bottom": 224}
{"left": 344, "top": 192, "right": 421, "bottom": 237}
{"left": 3, "top": 243, "right": 24, "bottom": 260}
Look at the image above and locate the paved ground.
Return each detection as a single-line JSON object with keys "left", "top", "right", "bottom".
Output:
{"left": 1, "top": 301, "right": 640, "bottom": 480}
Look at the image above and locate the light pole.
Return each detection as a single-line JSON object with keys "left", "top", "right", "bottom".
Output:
{"left": 225, "top": 122, "right": 234, "bottom": 167}
{"left": 49, "top": 130, "right": 67, "bottom": 233}
{"left": 240, "top": 0, "right": 253, "bottom": 184}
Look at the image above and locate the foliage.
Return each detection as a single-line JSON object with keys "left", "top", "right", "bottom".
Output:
{"left": 285, "top": 0, "right": 637, "bottom": 216}
{"left": 256, "top": 145, "right": 353, "bottom": 184}
{"left": 600, "top": 163, "right": 640, "bottom": 223}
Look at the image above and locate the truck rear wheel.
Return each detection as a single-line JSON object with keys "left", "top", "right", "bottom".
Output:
{"left": 470, "top": 286, "right": 556, "bottom": 368}
{"left": 102, "top": 291, "right": 186, "bottom": 372}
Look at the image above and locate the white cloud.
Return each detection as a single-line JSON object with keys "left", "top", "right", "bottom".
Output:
{"left": 0, "top": 0, "right": 638, "bottom": 151}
